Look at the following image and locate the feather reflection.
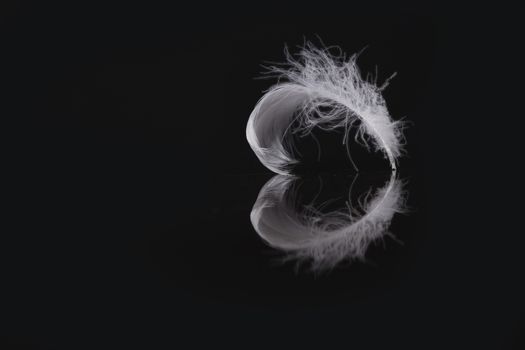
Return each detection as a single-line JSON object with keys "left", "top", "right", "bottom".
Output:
{"left": 250, "top": 172, "right": 407, "bottom": 271}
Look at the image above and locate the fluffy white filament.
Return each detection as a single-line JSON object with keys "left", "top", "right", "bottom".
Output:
{"left": 250, "top": 173, "right": 406, "bottom": 271}
{"left": 246, "top": 43, "right": 405, "bottom": 174}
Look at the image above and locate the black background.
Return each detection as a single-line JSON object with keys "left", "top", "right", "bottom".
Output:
{"left": 2, "top": 2, "right": 524, "bottom": 349}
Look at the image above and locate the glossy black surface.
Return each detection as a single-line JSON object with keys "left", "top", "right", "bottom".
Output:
{"left": 2, "top": 4, "right": 524, "bottom": 349}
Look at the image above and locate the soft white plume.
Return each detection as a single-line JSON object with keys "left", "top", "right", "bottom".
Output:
{"left": 246, "top": 42, "right": 405, "bottom": 174}
{"left": 250, "top": 173, "right": 407, "bottom": 271}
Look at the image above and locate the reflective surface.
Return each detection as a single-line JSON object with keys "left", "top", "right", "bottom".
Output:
{"left": 144, "top": 169, "right": 422, "bottom": 303}
{"left": 4, "top": 7, "right": 524, "bottom": 348}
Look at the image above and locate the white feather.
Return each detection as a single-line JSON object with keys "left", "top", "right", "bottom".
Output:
{"left": 250, "top": 172, "right": 406, "bottom": 271}
{"left": 246, "top": 42, "right": 405, "bottom": 174}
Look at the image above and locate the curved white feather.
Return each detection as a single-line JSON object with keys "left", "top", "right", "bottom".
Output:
{"left": 246, "top": 43, "right": 405, "bottom": 174}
